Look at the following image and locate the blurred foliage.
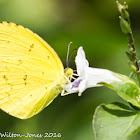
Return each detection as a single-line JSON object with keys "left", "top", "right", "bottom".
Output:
{"left": 1, "top": 0, "right": 140, "bottom": 140}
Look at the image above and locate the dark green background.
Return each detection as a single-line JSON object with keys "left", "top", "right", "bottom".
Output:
{"left": 0, "top": 0, "right": 140, "bottom": 140}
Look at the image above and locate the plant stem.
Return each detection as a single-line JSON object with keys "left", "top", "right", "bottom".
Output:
{"left": 116, "top": 1, "right": 140, "bottom": 85}
{"left": 127, "top": 32, "right": 140, "bottom": 84}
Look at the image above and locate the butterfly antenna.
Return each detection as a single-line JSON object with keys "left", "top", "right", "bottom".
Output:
{"left": 68, "top": 48, "right": 78, "bottom": 65}
{"left": 66, "top": 42, "right": 72, "bottom": 67}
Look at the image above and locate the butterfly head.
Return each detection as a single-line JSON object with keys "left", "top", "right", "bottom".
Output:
{"left": 64, "top": 67, "right": 73, "bottom": 78}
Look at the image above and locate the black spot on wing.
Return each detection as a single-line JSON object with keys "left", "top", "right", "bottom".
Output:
{"left": 5, "top": 92, "right": 10, "bottom": 99}
{"left": 23, "top": 75, "right": 27, "bottom": 85}
{"left": 3, "top": 75, "right": 13, "bottom": 90}
{"left": 3, "top": 75, "right": 8, "bottom": 81}
{"left": 29, "top": 44, "right": 34, "bottom": 52}
{"left": 23, "top": 75, "right": 27, "bottom": 80}
{"left": 8, "top": 83, "right": 13, "bottom": 90}
{"left": 18, "top": 60, "right": 22, "bottom": 65}
{"left": 47, "top": 56, "right": 50, "bottom": 59}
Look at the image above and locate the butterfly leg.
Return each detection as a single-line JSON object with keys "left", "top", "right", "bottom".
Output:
{"left": 61, "top": 90, "right": 74, "bottom": 96}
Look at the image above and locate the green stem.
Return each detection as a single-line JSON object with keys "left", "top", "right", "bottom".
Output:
{"left": 127, "top": 32, "right": 140, "bottom": 85}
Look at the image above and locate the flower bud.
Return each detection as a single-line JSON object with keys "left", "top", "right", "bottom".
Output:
{"left": 123, "top": 2, "right": 128, "bottom": 10}
{"left": 119, "top": 16, "right": 131, "bottom": 34}
{"left": 126, "top": 51, "right": 134, "bottom": 61}
{"left": 116, "top": 1, "right": 123, "bottom": 13}
{"left": 121, "top": 9, "right": 129, "bottom": 20}
{"left": 128, "top": 62, "right": 137, "bottom": 72}
{"left": 116, "top": 1, "right": 129, "bottom": 20}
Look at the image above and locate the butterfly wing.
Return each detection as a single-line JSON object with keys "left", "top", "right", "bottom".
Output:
{"left": 0, "top": 22, "right": 65, "bottom": 119}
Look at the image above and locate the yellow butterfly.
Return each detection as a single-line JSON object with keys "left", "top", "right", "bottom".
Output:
{"left": 0, "top": 21, "right": 73, "bottom": 119}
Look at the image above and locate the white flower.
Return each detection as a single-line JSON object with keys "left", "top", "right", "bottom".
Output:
{"left": 65, "top": 47, "right": 121, "bottom": 96}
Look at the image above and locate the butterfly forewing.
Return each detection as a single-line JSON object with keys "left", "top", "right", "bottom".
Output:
{"left": 0, "top": 22, "right": 65, "bottom": 119}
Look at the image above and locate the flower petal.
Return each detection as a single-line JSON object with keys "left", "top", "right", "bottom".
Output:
{"left": 75, "top": 47, "right": 89, "bottom": 78}
{"left": 65, "top": 83, "right": 79, "bottom": 94}
{"left": 86, "top": 67, "right": 121, "bottom": 88}
{"left": 65, "top": 47, "right": 123, "bottom": 96}
{"left": 65, "top": 77, "right": 83, "bottom": 94}
{"left": 78, "top": 80, "right": 87, "bottom": 96}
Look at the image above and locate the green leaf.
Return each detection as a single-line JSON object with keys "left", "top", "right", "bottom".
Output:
{"left": 111, "top": 80, "right": 140, "bottom": 108}
{"left": 100, "top": 73, "right": 140, "bottom": 109}
{"left": 129, "top": 72, "right": 139, "bottom": 85}
{"left": 93, "top": 102, "right": 140, "bottom": 140}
